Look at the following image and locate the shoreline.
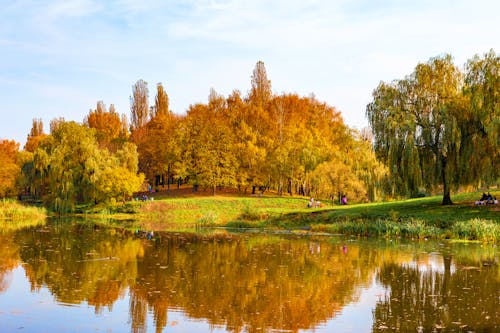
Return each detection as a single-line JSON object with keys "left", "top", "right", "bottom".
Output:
{"left": 3, "top": 191, "right": 498, "bottom": 242}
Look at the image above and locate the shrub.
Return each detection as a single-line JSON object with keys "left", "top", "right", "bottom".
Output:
{"left": 452, "top": 219, "right": 499, "bottom": 242}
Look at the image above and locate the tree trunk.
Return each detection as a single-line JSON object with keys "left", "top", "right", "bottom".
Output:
{"left": 167, "top": 164, "right": 170, "bottom": 191}
{"left": 442, "top": 189, "right": 452, "bottom": 205}
{"left": 441, "top": 156, "right": 453, "bottom": 205}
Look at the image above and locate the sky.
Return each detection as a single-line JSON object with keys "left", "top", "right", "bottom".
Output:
{"left": 1, "top": 0, "right": 499, "bottom": 146}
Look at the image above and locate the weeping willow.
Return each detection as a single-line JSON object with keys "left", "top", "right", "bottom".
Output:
{"left": 367, "top": 51, "right": 499, "bottom": 205}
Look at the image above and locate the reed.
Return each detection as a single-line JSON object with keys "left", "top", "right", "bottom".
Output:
{"left": 0, "top": 199, "right": 46, "bottom": 231}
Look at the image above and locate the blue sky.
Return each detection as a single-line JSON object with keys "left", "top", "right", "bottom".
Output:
{"left": 1, "top": 0, "right": 499, "bottom": 146}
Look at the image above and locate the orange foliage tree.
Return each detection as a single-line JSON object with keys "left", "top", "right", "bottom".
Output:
{"left": 0, "top": 140, "right": 21, "bottom": 198}
{"left": 85, "top": 101, "right": 128, "bottom": 151}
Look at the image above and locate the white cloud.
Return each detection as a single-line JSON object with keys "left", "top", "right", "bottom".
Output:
{"left": 0, "top": 0, "right": 499, "bottom": 145}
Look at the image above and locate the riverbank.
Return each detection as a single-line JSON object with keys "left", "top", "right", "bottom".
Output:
{"left": 78, "top": 191, "right": 499, "bottom": 242}
{"left": 0, "top": 199, "right": 47, "bottom": 231}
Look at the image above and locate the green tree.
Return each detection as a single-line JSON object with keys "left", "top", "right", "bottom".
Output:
{"left": 46, "top": 122, "right": 102, "bottom": 211}
{"left": 95, "top": 142, "right": 144, "bottom": 203}
{"left": 30, "top": 121, "right": 143, "bottom": 211}
{"left": 462, "top": 50, "right": 500, "bottom": 187}
{"left": 366, "top": 54, "right": 496, "bottom": 204}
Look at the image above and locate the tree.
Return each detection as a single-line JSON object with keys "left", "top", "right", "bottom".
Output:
{"left": 225, "top": 90, "right": 267, "bottom": 193}
{"left": 85, "top": 101, "right": 127, "bottom": 151}
{"left": 24, "top": 118, "right": 46, "bottom": 153}
{"left": 153, "top": 83, "right": 169, "bottom": 117}
{"left": 0, "top": 140, "right": 20, "bottom": 198}
{"left": 461, "top": 50, "right": 500, "bottom": 187}
{"left": 45, "top": 122, "right": 103, "bottom": 211}
{"left": 249, "top": 60, "right": 272, "bottom": 108}
{"left": 181, "top": 96, "right": 238, "bottom": 195}
{"left": 130, "top": 79, "right": 150, "bottom": 132}
{"left": 367, "top": 53, "right": 498, "bottom": 204}
{"left": 133, "top": 83, "right": 179, "bottom": 188}
{"left": 30, "top": 121, "right": 143, "bottom": 212}
{"left": 49, "top": 117, "right": 66, "bottom": 134}
{"left": 95, "top": 142, "right": 144, "bottom": 203}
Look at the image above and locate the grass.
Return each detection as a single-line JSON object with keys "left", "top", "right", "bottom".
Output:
{"left": 74, "top": 190, "right": 500, "bottom": 242}
{"left": 0, "top": 199, "right": 47, "bottom": 231}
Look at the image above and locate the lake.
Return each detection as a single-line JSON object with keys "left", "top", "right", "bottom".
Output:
{"left": 0, "top": 221, "right": 498, "bottom": 332}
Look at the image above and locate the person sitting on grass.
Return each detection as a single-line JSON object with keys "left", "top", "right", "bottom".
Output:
{"left": 475, "top": 192, "right": 497, "bottom": 205}
{"left": 307, "top": 198, "right": 321, "bottom": 208}
{"left": 486, "top": 192, "right": 493, "bottom": 204}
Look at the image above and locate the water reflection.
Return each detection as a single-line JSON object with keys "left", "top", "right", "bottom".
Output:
{"left": 374, "top": 247, "right": 500, "bottom": 332}
{"left": 0, "top": 233, "right": 19, "bottom": 293}
{"left": 0, "top": 222, "right": 498, "bottom": 332}
{"left": 127, "top": 234, "right": 373, "bottom": 333}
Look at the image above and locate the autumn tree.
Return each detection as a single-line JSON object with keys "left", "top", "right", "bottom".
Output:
{"left": 310, "top": 131, "right": 387, "bottom": 203}
{"left": 228, "top": 61, "right": 274, "bottom": 193}
{"left": 0, "top": 140, "right": 20, "bottom": 198}
{"left": 153, "top": 83, "right": 169, "bottom": 117}
{"left": 270, "top": 95, "right": 343, "bottom": 197}
{"left": 85, "top": 101, "right": 128, "bottom": 151}
{"left": 137, "top": 83, "right": 179, "bottom": 189}
{"left": 367, "top": 53, "right": 499, "bottom": 204}
{"left": 130, "top": 79, "right": 150, "bottom": 131}
{"left": 94, "top": 142, "right": 144, "bottom": 203}
{"left": 225, "top": 90, "right": 267, "bottom": 192}
{"left": 249, "top": 60, "right": 272, "bottom": 108}
{"left": 180, "top": 91, "right": 238, "bottom": 195}
{"left": 49, "top": 117, "right": 66, "bottom": 134}
{"left": 24, "top": 118, "right": 46, "bottom": 153}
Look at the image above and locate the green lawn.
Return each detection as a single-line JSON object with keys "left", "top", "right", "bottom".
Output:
{"left": 79, "top": 190, "right": 499, "bottom": 242}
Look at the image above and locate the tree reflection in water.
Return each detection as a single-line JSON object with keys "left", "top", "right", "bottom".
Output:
{"left": 373, "top": 249, "right": 500, "bottom": 332}
{"left": 0, "top": 222, "right": 498, "bottom": 332}
{"left": 128, "top": 233, "right": 375, "bottom": 333}
{"left": 0, "top": 233, "right": 20, "bottom": 293}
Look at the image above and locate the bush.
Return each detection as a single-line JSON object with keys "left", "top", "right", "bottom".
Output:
{"left": 452, "top": 219, "right": 499, "bottom": 242}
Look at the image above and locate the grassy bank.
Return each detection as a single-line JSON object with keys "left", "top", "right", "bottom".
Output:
{"left": 0, "top": 199, "right": 47, "bottom": 231}
{"left": 80, "top": 191, "right": 499, "bottom": 242}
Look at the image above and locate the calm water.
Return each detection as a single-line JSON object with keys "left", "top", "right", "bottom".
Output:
{"left": 0, "top": 221, "right": 499, "bottom": 333}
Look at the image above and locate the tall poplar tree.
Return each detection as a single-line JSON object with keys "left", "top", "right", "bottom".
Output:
{"left": 153, "top": 83, "right": 169, "bottom": 117}
{"left": 249, "top": 60, "right": 272, "bottom": 108}
{"left": 138, "top": 83, "right": 178, "bottom": 189}
{"left": 130, "top": 79, "right": 150, "bottom": 131}
{"left": 24, "top": 118, "right": 46, "bottom": 152}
